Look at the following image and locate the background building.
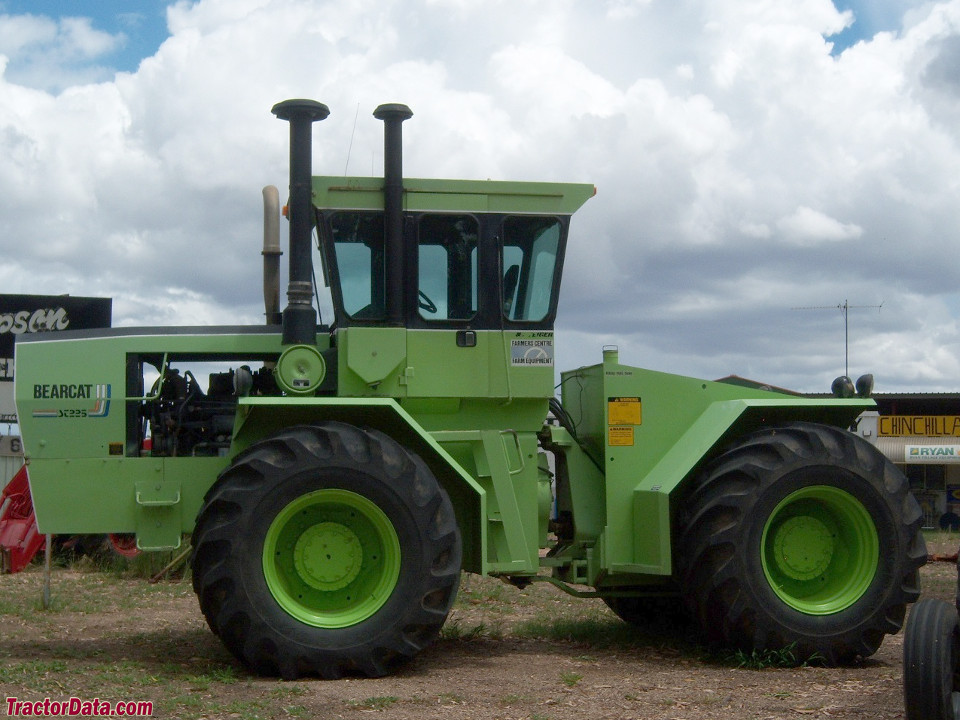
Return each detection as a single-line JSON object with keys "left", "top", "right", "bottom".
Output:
{"left": 862, "top": 394, "right": 960, "bottom": 530}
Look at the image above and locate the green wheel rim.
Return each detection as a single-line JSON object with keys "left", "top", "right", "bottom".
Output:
{"left": 761, "top": 485, "right": 879, "bottom": 615}
{"left": 262, "top": 488, "right": 401, "bottom": 628}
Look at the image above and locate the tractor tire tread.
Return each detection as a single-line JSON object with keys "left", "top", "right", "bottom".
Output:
{"left": 191, "top": 421, "right": 461, "bottom": 679}
{"left": 678, "top": 422, "right": 924, "bottom": 665}
{"left": 903, "top": 597, "right": 960, "bottom": 720}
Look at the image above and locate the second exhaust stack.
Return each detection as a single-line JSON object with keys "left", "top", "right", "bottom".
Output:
{"left": 373, "top": 103, "right": 413, "bottom": 326}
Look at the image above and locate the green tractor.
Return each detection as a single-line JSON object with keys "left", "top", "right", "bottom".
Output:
{"left": 14, "top": 99, "right": 925, "bottom": 679}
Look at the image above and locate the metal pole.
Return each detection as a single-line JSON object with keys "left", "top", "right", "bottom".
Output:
{"left": 42, "top": 534, "right": 52, "bottom": 609}
{"left": 843, "top": 300, "right": 849, "bottom": 378}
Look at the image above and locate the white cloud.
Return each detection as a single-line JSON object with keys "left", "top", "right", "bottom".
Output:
{"left": 0, "top": 13, "right": 123, "bottom": 90}
{"left": 777, "top": 206, "right": 864, "bottom": 245}
{"left": 604, "top": 0, "right": 653, "bottom": 21}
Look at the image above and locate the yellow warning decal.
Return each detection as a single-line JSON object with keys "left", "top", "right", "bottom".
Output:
{"left": 608, "top": 426, "right": 635, "bottom": 446}
{"left": 608, "top": 396, "right": 641, "bottom": 426}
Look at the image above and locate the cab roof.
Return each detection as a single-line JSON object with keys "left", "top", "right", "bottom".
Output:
{"left": 311, "top": 176, "right": 596, "bottom": 215}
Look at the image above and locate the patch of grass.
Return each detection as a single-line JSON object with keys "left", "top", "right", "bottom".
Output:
{"left": 456, "top": 573, "right": 507, "bottom": 601}
{"left": 0, "top": 595, "right": 41, "bottom": 619}
{"left": 270, "top": 683, "right": 307, "bottom": 699}
{"left": 161, "top": 692, "right": 206, "bottom": 712}
{"left": 0, "top": 657, "right": 153, "bottom": 690}
{"left": 437, "top": 692, "right": 465, "bottom": 704}
{"left": 221, "top": 699, "right": 267, "bottom": 719}
{"left": 462, "top": 581, "right": 506, "bottom": 603}
{"left": 724, "top": 642, "right": 825, "bottom": 669}
{"left": 500, "top": 693, "right": 534, "bottom": 705}
{"left": 440, "top": 618, "right": 502, "bottom": 641}
{"left": 0, "top": 659, "right": 70, "bottom": 684}
{"left": 559, "top": 671, "right": 582, "bottom": 687}
{"left": 7, "top": 566, "right": 192, "bottom": 620}
{"left": 184, "top": 666, "right": 239, "bottom": 691}
{"left": 208, "top": 665, "right": 240, "bottom": 683}
{"left": 92, "top": 659, "right": 159, "bottom": 688}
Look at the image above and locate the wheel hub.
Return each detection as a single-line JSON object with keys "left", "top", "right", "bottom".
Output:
{"left": 294, "top": 522, "right": 363, "bottom": 591}
{"left": 772, "top": 515, "right": 834, "bottom": 581}
{"left": 761, "top": 484, "right": 879, "bottom": 615}
{"left": 263, "top": 488, "right": 402, "bottom": 628}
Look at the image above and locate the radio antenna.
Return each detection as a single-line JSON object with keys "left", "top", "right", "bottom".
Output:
{"left": 792, "top": 299, "right": 883, "bottom": 377}
{"left": 344, "top": 102, "right": 360, "bottom": 175}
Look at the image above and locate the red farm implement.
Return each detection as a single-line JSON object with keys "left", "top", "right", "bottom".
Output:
{"left": 0, "top": 465, "right": 45, "bottom": 573}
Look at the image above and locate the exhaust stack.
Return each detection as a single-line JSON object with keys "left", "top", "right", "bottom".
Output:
{"left": 261, "top": 185, "right": 281, "bottom": 325}
{"left": 271, "top": 99, "right": 330, "bottom": 345}
{"left": 373, "top": 103, "right": 413, "bottom": 325}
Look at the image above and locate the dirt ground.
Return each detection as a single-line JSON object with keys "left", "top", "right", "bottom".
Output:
{"left": 0, "top": 534, "right": 956, "bottom": 720}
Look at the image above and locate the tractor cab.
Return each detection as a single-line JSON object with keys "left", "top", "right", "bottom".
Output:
{"left": 308, "top": 177, "right": 594, "bottom": 419}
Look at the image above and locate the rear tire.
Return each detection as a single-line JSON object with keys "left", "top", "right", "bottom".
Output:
{"left": 903, "top": 598, "right": 960, "bottom": 720}
{"left": 191, "top": 422, "right": 461, "bottom": 679}
{"left": 678, "top": 422, "right": 925, "bottom": 664}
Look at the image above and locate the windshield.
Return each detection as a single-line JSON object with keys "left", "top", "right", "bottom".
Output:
{"left": 321, "top": 210, "right": 564, "bottom": 328}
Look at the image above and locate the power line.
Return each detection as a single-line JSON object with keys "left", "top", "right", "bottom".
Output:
{"left": 792, "top": 299, "right": 883, "bottom": 377}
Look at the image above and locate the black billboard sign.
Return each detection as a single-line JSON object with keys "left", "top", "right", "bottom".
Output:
{"left": 0, "top": 294, "right": 112, "bottom": 364}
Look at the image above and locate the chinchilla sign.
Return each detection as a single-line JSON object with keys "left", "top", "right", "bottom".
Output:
{"left": 0, "top": 294, "right": 111, "bottom": 423}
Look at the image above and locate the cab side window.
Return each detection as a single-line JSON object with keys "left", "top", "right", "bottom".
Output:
{"left": 328, "top": 212, "right": 385, "bottom": 320}
{"left": 502, "top": 217, "right": 561, "bottom": 322}
{"left": 417, "top": 215, "right": 479, "bottom": 321}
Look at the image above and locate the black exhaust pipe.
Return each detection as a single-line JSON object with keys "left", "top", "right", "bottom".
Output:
{"left": 373, "top": 103, "right": 413, "bottom": 326}
{"left": 271, "top": 99, "right": 330, "bottom": 345}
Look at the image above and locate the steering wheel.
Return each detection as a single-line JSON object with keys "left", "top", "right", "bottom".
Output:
{"left": 418, "top": 290, "right": 438, "bottom": 314}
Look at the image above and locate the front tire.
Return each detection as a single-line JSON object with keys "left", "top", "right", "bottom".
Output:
{"left": 191, "top": 422, "right": 462, "bottom": 679}
{"left": 678, "top": 422, "right": 925, "bottom": 664}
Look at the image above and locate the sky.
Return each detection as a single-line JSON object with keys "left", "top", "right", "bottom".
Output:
{"left": 0, "top": 0, "right": 958, "bottom": 394}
